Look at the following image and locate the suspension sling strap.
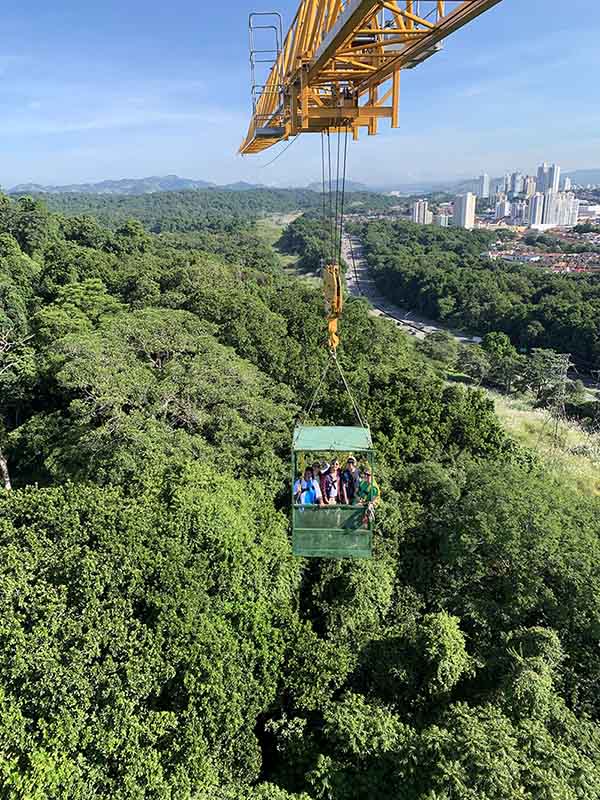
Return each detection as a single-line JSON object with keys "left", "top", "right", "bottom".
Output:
{"left": 303, "top": 349, "right": 368, "bottom": 431}
{"left": 304, "top": 357, "right": 333, "bottom": 419}
{"left": 331, "top": 350, "right": 368, "bottom": 430}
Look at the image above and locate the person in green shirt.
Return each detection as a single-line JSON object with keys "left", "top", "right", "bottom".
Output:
{"left": 356, "top": 467, "right": 380, "bottom": 505}
{"left": 356, "top": 466, "right": 380, "bottom": 524}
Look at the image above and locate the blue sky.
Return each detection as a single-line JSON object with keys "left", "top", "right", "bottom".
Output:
{"left": 1, "top": 0, "right": 599, "bottom": 188}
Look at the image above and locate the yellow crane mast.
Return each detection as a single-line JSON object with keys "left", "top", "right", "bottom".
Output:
{"left": 240, "top": 0, "right": 502, "bottom": 155}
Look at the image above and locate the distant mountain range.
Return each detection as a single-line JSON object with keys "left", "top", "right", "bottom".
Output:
{"left": 9, "top": 175, "right": 215, "bottom": 195}
{"left": 7, "top": 175, "right": 273, "bottom": 196}
{"left": 306, "top": 179, "right": 372, "bottom": 193}
{"left": 7, "top": 169, "right": 600, "bottom": 197}
{"left": 8, "top": 174, "right": 371, "bottom": 196}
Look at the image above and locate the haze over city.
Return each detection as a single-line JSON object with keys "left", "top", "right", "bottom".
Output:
{"left": 1, "top": 0, "right": 599, "bottom": 188}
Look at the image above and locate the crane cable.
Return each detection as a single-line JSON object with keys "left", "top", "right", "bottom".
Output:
{"left": 302, "top": 123, "right": 368, "bottom": 430}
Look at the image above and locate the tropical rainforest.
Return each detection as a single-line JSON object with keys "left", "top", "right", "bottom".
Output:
{"left": 350, "top": 218, "right": 600, "bottom": 369}
{"left": 1, "top": 191, "right": 600, "bottom": 799}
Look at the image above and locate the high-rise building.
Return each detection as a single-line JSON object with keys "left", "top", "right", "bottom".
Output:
{"left": 561, "top": 176, "right": 572, "bottom": 191}
{"left": 453, "top": 193, "right": 476, "bottom": 229}
{"left": 537, "top": 162, "right": 550, "bottom": 193}
{"left": 548, "top": 164, "right": 561, "bottom": 193}
{"left": 490, "top": 178, "right": 502, "bottom": 196}
{"left": 524, "top": 176, "right": 537, "bottom": 198}
{"left": 495, "top": 199, "right": 511, "bottom": 220}
{"left": 538, "top": 190, "right": 579, "bottom": 227}
{"left": 569, "top": 196, "right": 580, "bottom": 226}
{"left": 537, "top": 162, "right": 560, "bottom": 194}
{"left": 503, "top": 173, "right": 511, "bottom": 194}
{"left": 477, "top": 173, "right": 490, "bottom": 198}
{"left": 433, "top": 214, "right": 450, "bottom": 227}
{"left": 411, "top": 199, "right": 431, "bottom": 225}
{"left": 511, "top": 171, "right": 524, "bottom": 195}
{"left": 529, "top": 193, "right": 544, "bottom": 226}
{"left": 542, "top": 191, "right": 560, "bottom": 225}
{"left": 559, "top": 193, "right": 579, "bottom": 226}
{"left": 510, "top": 201, "right": 528, "bottom": 224}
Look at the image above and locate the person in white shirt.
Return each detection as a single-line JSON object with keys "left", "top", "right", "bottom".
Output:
{"left": 293, "top": 467, "right": 323, "bottom": 505}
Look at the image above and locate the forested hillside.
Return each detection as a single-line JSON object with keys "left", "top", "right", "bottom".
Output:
{"left": 28, "top": 187, "right": 398, "bottom": 232}
{"left": 351, "top": 219, "right": 600, "bottom": 369}
{"left": 1, "top": 193, "right": 600, "bottom": 798}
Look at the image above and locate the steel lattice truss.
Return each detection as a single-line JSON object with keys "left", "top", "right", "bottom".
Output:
{"left": 240, "top": 0, "right": 502, "bottom": 153}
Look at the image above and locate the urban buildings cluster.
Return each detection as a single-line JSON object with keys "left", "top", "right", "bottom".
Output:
{"left": 410, "top": 199, "right": 450, "bottom": 227}
{"left": 409, "top": 162, "right": 597, "bottom": 231}
{"left": 411, "top": 194, "right": 476, "bottom": 229}
{"left": 480, "top": 162, "right": 579, "bottom": 229}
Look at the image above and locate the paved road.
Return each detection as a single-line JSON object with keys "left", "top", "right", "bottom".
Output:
{"left": 341, "top": 233, "right": 482, "bottom": 345}
{"left": 341, "top": 234, "right": 600, "bottom": 397}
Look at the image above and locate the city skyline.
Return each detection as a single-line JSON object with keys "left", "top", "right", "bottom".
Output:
{"left": 408, "top": 157, "right": 596, "bottom": 231}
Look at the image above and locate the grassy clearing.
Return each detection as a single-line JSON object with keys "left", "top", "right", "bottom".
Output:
{"left": 256, "top": 216, "right": 299, "bottom": 273}
{"left": 256, "top": 214, "right": 321, "bottom": 285}
{"left": 490, "top": 390, "right": 600, "bottom": 496}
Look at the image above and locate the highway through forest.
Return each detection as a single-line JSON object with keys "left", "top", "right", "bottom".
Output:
{"left": 342, "top": 232, "right": 599, "bottom": 395}
{"left": 341, "top": 232, "right": 482, "bottom": 345}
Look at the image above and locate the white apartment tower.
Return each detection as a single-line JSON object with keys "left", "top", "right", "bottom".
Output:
{"left": 524, "top": 176, "right": 537, "bottom": 198}
{"left": 454, "top": 193, "right": 476, "bottom": 229}
{"left": 542, "top": 191, "right": 560, "bottom": 225}
{"left": 478, "top": 173, "right": 490, "bottom": 198}
{"left": 495, "top": 200, "right": 510, "bottom": 220}
{"left": 511, "top": 172, "right": 524, "bottom": 195}
{"left": 511, "top": 201, "right": 528, "bottom": 224}
{"left": 532, "top": 191, "right": 579, "bottom": 228}
{"left": 529, "top": 193, "right": 544, "bottom": 226}
{"left": 537, "top": 162, "right": 561, "bottom": 194}
{"left": 548, "top": 164, "right": 561, "bottom": 194}
{"left": 537, "top": 162, "right": 550, "bottom": 193}
{"left": 411, "top": 199, "right": 433, "bottom": 225}
{"left": 557, "top": 193, "right": 579, "bottom": 226}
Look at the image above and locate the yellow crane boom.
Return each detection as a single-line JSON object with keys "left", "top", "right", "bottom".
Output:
{"left": 241, "top": 0, "right": 502, "bottom": 154}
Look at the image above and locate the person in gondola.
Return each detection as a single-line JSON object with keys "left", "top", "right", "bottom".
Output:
{"left": 318, "top": 461, "right": 329, "bottom": 501}
{"left": 294, "top": 467, "right": 322, "bottom": 506}
{"left": 356, "top": 466, "right": 380, "bottom": 523}
{"left": 323, "top": 458, "right": 347, "bottom": 505}
{"left": 312, "top": 461, "right": 324, "bottom": 499}
{"left": 341, "top": 455, "right": 360, "bottom": 505}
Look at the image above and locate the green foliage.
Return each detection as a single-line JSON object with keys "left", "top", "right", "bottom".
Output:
{"left": 0, "top": 469, "right": 298, "bottom": 798}
{"left": 420, "top": 331, "right": 460, "bottom": 368}
{"left": 352, "top": 218, "right": 600, "bottom": 369}
{"left": 0, "top": 191, "right": 599, "bottom": 798}
{"left": 413, "top": 612, "right": 471, "bottom": 698}
{"left": 278, "top": 213, "right": 331, "bottom": 272}
{"left": 457, "top": 344, "right": 491, "bottom": 385}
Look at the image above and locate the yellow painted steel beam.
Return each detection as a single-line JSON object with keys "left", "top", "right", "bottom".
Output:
{"left": 356, "top": 0, "right": 504, "bottom": 91}
{"left": 240, "top": 0, "right": 504, "bottom": 154}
